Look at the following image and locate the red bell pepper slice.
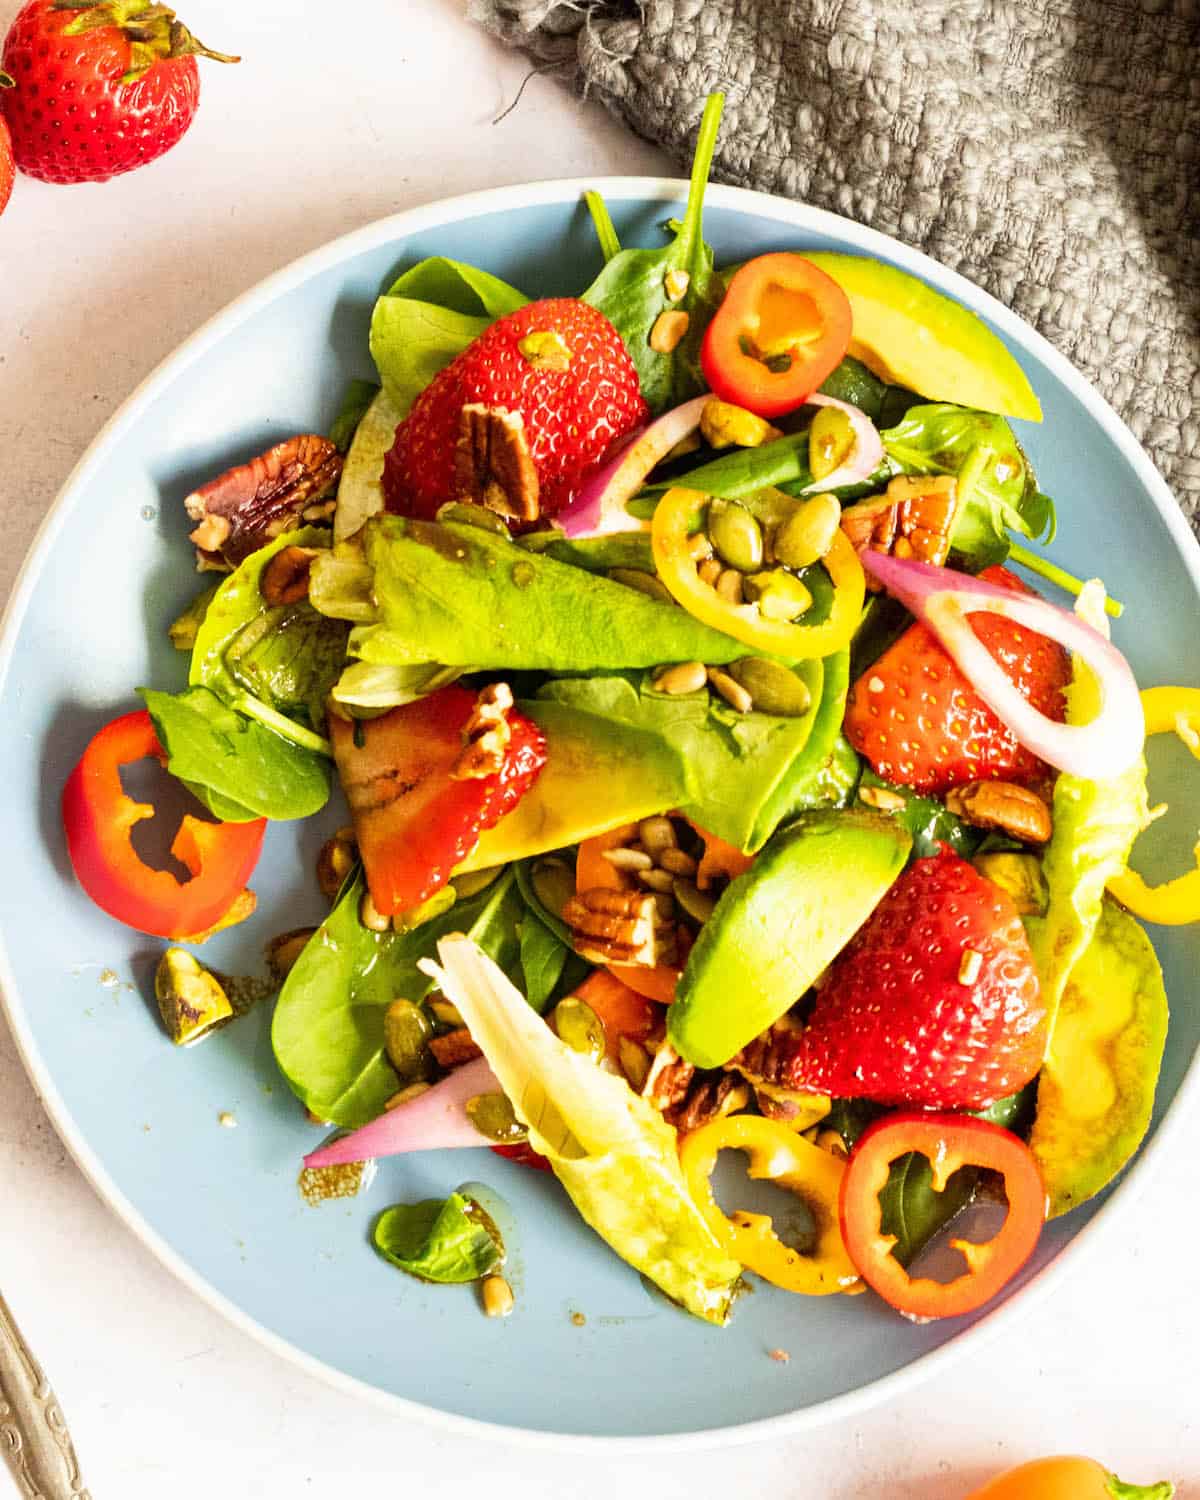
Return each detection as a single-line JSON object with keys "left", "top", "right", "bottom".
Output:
{"left": 701, "top": 252, "right": 853, "bottom": 418}
{"left": 62, "top": 709, "right": 266, "bottom": 939}
{"left": 839, "top": 1111, "right": 1047, "bottom": 1319}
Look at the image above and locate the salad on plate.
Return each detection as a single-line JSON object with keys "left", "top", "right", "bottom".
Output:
{"left": 60, "top": 95, "right": 1196, "bottom": 1327}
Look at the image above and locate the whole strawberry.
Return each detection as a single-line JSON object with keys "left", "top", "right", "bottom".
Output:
{"left": 786, "top": 849, "right": 1046, "bottom": 1109}
{"left": 1, "top": 0, "right": 237, "bottom": 185}
{"left": 844, "top": 565, "right": 1069, "bottom": 795}
{"left": 382, "top": 297, "right": 647, "bottom": 524}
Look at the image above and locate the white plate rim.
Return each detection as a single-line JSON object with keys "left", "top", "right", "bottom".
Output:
{"left": 2, "top": 175, "right": 1198, "bottom": 1451}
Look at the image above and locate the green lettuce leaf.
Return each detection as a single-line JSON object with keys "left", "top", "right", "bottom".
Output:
{"left": 581, "top": 95, "right": 723, "bottom": 413}
{"left": 271, "top": 869, "right": 525, "bottom": 1127}
{"left": 1025, "top": 586, "right": 1150, "bottom": 1045}
{"left": 368, "top": 255, "right": 528, "bottom": 417}
{"left": 190, "top": 526, "right": 348, "bottom": 751}
{"left": 140, "top": 686, "right": 329, "bottom": 822}
{"left": 881, "top": 403, "right": 1052, "bottom": 564}
{"left": 537, "top": 654, "right": 850, "bottom": 852}
{"left": 373, "top": 1190, "right": 502, "bottom": 1283}
{"left": 310, "top": 515, "right": 747, "bottom": 672}
{"left": 424, "top": 935, "right": 741, "bottom": 1324}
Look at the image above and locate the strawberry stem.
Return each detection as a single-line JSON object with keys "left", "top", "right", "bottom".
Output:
{"left": 55, "top": 1, "right": 238, "bottom": 81}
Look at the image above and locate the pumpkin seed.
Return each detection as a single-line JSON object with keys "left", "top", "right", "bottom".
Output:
{"left": 727, "top": 657, "right": 814, "bottom": 717}
{"left": 744, "top": 568, "right": 814, "bottom": 622}
{"left": 531, "top": 858, "right": 574, "bottom": 920}
{"left": 638, "top": 815, "right": 678, "bottom": 855}
{"left": 383, "top": 998, "right": 434, "bottom": 1083}
{"left": 707, "top": 498, "right": 764, "bottom": 573}
{"left": 808, "top": 405, "right": 855, "bottom": 481}
{"left": 658, "top": 846, "right": 697, "bottom": 878}
{"left": 707, "top": 667, "right": 754, "bottom": 714}
{"left": 436, "top": 501, "right": 512, "bottom": 536}
{"left": 608, "top": 567, "right": 674, "bottom": 604}
{"left": 618, "top": 1037, "right": 651, "bottom": 1090}
{"left": 672, "top": 878, "right": 717, "bottom": 925}
{"left": 774, "top": 493, "right": 842, "bottom": 569}
{"left": 428, "top": 997, "right": 465, "bottom": 1028}
{"left": 466, "top": 1092, "right": 528, "bottom": 1143}
{"left": 553, "top": 996, "right": 606, "bottom": 1063}
{"left": 653, "top": 660, "right": 707, "bottom": 695}
{"left": 453, "top": 865, "right": 504, "bottom": 899}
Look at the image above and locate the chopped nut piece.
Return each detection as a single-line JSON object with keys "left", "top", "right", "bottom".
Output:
{"left": 454, "top": 682, "right": 515, "bottom": 779}
{"left": 665, "top": 1072, "right": 750, "bottom": 1133}
{"left": 768, "top": 1347, "right": 791, "bottom": 1364}
{"left": 859, "top": 783, "right": 907, "bottom": 812}
{"left": 664, "top": 268, "right": 690, "bottom": 301}
{"left": 260, "top": 544, "right": 318, "bottom": 606}
{"left": 840, "top": 474, "right": 960, "bottom": 588}
{"left": 360, "top": 889, "right": 391, "bottom": 932}
{"left": 265, "top": 926, "right": 317, "bottom": 981}
{"left": 603, "top": 845, "right": 655, "bottom": 872}
{"left": 482, "top": 1274, "right": 515, "bottom": 1318}
{"left": 957, "top": 948, "right": 984, "bottom": 985}
{"left": 708, "top": 667, "right": 753, "bottom": 715}
{"left": 316, "top": 828, "right": 357, "bottom": 901}
{"left": 946, "top": 780, "right": 1053, "bottom": 844}
{"left": 518, "top": 329, "right": 572, "bottom": 371}
{"left": 185, "top": 434, "right": 342, "bottom": 569}
{"left": 155, "top": 948, "right": 232, "bottom": 1046}
{"left": 654, "top": 660, "right": 708, "bottom": 696}
{"left": 649, "top": 309, "right": 690, "bottom": 353}
{"left": 642, "top": 1042, "right": 696, "bottom": 1111}
{"left": 429, "top": 1027, "right": 483, "bottom": 1069}
{"left": 562, "top": 886, "right": 677, "bottom": 966}
{"left": 454, "top": 404, "right": 540, "bottom": 522}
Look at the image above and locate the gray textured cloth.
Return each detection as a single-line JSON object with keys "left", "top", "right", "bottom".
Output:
{"left": 471, "top": 0, "right": 1200, "bottom": 528}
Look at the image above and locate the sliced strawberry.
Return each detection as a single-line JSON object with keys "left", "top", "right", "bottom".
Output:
{"left": 490, "top": 1142, "right": 553, "bottom": 1172}
{"left": 381, "top": 297, "right": 647, "bottom": 525}
{"left": 844, "top": 565, "right": 1069, "bottom": 795}
{"left": 329, "top": 685, "right": 546, "bottom": 916}
{"left": 784, "top": 848, "right": 1046, "bottom": 1110}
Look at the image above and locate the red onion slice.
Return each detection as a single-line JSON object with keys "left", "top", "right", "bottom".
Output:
{"left": 302, "top": 1055, "right": 500, "bottom": 1169}
{"left": 861, "top": 552, "right": 1145, "bottom": 779}
{"left": 557, "top": 395, "right": 709, "bottom": 539}
{"left": 797, "top": 393, "right": 885, "bottom": 493}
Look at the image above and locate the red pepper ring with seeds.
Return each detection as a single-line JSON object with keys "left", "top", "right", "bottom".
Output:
{"left": 839, "top": 1111, "right": 1047, "bottom": 1319}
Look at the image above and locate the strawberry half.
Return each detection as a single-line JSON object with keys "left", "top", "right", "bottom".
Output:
{"left": 381, "top": 297, "right": 647, "bottom": 525}
{"left": 329, "top": 685, "right": 546, "bottom": 916}
{"left": 785, "top": 849, "right": 1046, "bottom": 1110}
{"left": 844, "top": 565, "right": 1069, "bottom": 795}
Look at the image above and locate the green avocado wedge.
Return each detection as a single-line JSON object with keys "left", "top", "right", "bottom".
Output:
{"left": 668, "top": 809, "right": 912, "bottom": 1070}
{"left": 457, "top": 699, "right": 693, "bottom": 872}
{"left": 801, "top": 253, "right": 1042, "bottom": 423}
{"left": 1029, "top": 898, "right": 1168, "bottom": 1218}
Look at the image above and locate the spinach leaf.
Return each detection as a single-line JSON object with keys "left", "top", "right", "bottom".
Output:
{"left": 190, "top": 527, "right": 348, "bottom": 751}
{"left": 534, "top": 532, "right": 656, "bottom": 575}
{"left": 881, "top": 404, "right": 1050, "bottom": 565}
{"left": 271, "top": 868, "right": 525, "bottom": 1128}
{"left": 849, "top": 595, "right": 911, "bottom": 682}
{"left": 878, "top": 1149, "right": 978, "bottom": 1267}
{"left": 518, "top": 911, "right": 570, "bottom": 1014}
{"left": 585, "top": 189, "right": 622, "bottom": 263}
{"left": 857, "top": 769, "right": 981, "bottom": 861}
{"left": 373, "top": 1191, "right": 502, "bottom": 1283}
{"left": 537, "top": 658, "right": 840, "bottom": 852}
{"left": 582, "top": 94, "right": 724, "bottom": 412}
{"left": 818, "top": 356, "right": 888, "bottom": 420}
{"left": 329, "top": 378, "right": 379, "bottom": 453}
{"left": 314, "top": 516, "right": 746, "bottom": 672}
{"left": 168, "top": 582, "right": 219, "bottom": 652}
{"left": 140, "top": 686, "right": 330, "bottom": 822}
{"left": 368, "top": 256, "right": 528, "bottom": 416}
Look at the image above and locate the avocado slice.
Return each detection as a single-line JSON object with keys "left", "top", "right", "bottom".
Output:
{"left": 457, "top": 699, "right": 691, "bottom": 871}
{"left": 668, "top": 808, "right": 911, "bottom": 1069}
{"left": 802, "top": 253, "right": 1042, "bottom": 424}
{"left": 1029, "top": 897, "right": 1168, "bottom": 1218}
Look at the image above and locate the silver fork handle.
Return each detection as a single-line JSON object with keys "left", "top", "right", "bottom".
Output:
{"left": 0, "top": 1290, "right": 90, "bottom": 1500}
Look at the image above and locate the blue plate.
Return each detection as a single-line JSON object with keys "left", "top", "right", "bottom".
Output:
{"left": 3, "top": 181, "right": 1198, "bottom": 1445}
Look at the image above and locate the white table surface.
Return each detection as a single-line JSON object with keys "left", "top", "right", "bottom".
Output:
{"left": 0, "top": 2, "right": 1195, "bottom": 1494}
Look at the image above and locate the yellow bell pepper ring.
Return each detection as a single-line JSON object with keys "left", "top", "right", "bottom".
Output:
{"left": 679, "top": 1113, "right": 861, "bottom": 1295}
{"left": 651, "top": 486, "right": 865, "bottom": 660}
{"left": 1107, "top": 686, "right": 1200, "bottom": 925}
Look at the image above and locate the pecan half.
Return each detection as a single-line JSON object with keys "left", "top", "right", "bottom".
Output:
{"left": 840, "top": 474, "right": 959, "bottom": 588}
{"left": 454, "top": 404, "right": 540, "bottom": 522}
{"left": 946, "top": 780, "right": 1053, "bottom": 843}
{"left": 453, "top": 682, "right": 514, "bottom": 779}
{"left": 429, "top": 1028, "right": 482, "bottom": 1069}
{"left": 185, "top": 434, "right": 342, "bottom": 570}
{"left": 732, "top": 1014, "right": 805, "bottom": 1090}
{"left": 260, "top": 544, "right": 318, "bottom": 606}
{"left": 642, "top": 1042, "right": 696, "bottom": 1112}
{"left": 562, "top": 887, "right": 677, "bottom": 967}
{"left": 664, "top": 1072, "right": 750, "bottom": 1134}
